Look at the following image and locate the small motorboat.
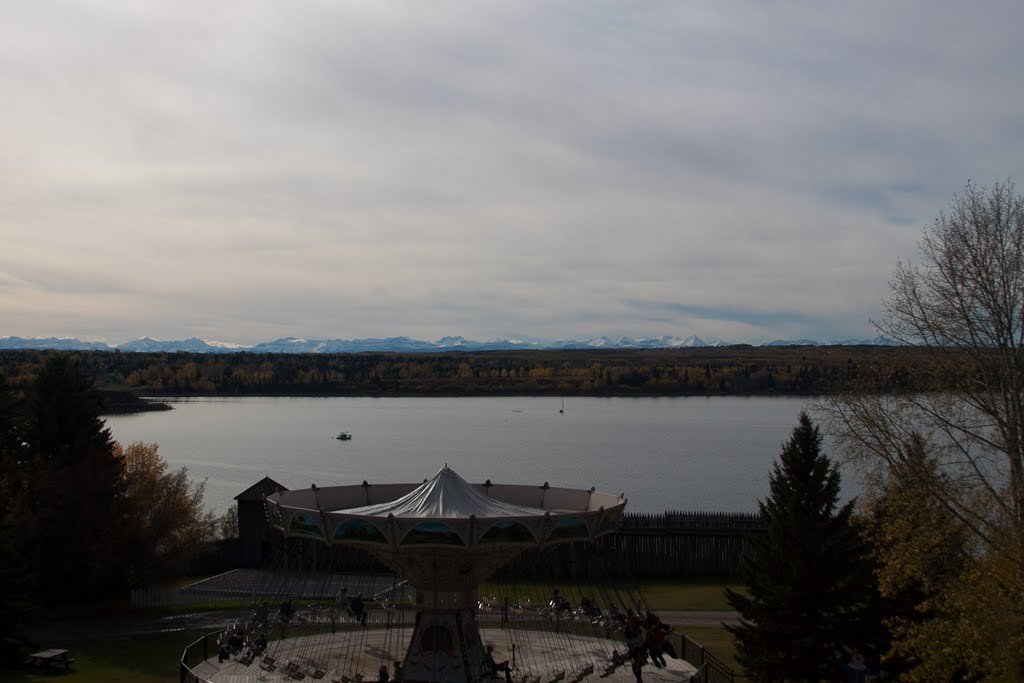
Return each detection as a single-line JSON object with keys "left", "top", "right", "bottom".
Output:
{"left": 335, "top": 431, "right": 352, "bottom": 441}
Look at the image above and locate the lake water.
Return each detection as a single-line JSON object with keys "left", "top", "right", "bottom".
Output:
{"left": 105, "top": 396, "right": 855, "bottom": 517}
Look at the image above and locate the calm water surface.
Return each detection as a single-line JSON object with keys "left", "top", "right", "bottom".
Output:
{"left": 106, "top": 396, "right": 851, "bottom": 516}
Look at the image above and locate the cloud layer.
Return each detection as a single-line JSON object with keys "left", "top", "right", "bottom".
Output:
{"left": 3, "top": 1, "right": 1023, "bottom": 344}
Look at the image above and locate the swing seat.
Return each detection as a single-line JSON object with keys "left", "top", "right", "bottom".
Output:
{"left": 549, "top": 670, "right": 566, "bottom": 683}
{"left": 568, "top": 664, "right": 594, "bottom": 683}
{"left": 311, "top": 667, "right": 326, "bottom": 679}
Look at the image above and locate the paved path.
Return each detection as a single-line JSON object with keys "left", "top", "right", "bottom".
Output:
{"left": 659, "top": 611, "right": 738, "bottom": 629}
{"left": 26, "top": 610, "right": 739, "bottom": 646}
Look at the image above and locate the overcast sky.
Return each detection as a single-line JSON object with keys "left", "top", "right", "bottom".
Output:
{"left": 3, "top": 1, "right": 1023, "bottom": 346}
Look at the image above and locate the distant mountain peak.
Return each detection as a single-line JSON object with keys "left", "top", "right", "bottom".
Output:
{"left": 0, "top": 333, "right": 898, "bottom": 354}
{"left": 764, "top": 338, "right": 820, "bottom": 347}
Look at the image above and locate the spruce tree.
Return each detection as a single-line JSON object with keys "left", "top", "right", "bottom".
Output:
{"left": 0, "top": 374, "right": 20, "bottom": 459}
{"left": 21, "top": 357, "right": 130, "bottom": 601}
{"left": 0, "top": 375, "right": 36, "bottom": 656}
{"left": 24, "top": 356, "right": 116, "bottom": 468}
{"left": 725, "top": 412, "right": 871, "bottom": 682}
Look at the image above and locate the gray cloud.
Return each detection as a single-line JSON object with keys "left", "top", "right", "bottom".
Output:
{"left": 2, "top": 1, "right": 1023, "bottom": 344}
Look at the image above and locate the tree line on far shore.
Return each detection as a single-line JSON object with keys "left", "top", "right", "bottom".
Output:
{"left": 0, "top": 344, "right": 964, "bottom": 407}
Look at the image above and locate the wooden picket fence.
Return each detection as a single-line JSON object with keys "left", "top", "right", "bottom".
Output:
{"left": 503, "top": 511, "right": 765, "bottom": 579}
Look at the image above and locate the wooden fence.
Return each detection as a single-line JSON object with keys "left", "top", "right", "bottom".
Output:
{"left": 503, "top": 511, "right": 764, "bottom": 579}
{"left": 194, "top": 510, "right": 766, "bottom": 579}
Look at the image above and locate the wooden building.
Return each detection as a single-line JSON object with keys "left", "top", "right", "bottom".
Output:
{"left": 235, "top": 476, "right": 288, "bottom": 568}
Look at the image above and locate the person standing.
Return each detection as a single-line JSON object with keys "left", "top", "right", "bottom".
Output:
{"left": 645, "top": 628, "right": 666, "bottom": 668}
{"left": 625, "top": 625, "right": 645, "bottom": 683}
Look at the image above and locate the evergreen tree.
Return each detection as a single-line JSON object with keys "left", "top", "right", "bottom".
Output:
{"left": 0, "top": 375, "right": 36, "bottom": 660}
{"left": 24, "top": 356, "right": 115, "bottom": 467}
{"left": 0, "top": 482, "right": 37, "bottom": 657}
{"left": 725, "top": 412, "right": 872, "bottom": 681}
{"left": 0, "top": 374, "right": 20, "bottom": 457}
{"left": 20, "top": 357, "right": 130, "bottom": 601}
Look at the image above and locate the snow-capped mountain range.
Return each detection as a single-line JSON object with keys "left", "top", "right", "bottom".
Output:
{"left": 0, "top": 334, "right": 898, "bottom": 354}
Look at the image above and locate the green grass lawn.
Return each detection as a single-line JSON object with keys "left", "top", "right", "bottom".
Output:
{"left": 3, "top": 579, "right": 742, "bottom": 683}
{"left": 0, "top": 629, "right": 209, "bottom": 683}
{"left": 673, "top": 627, "right": 739, "bottom": 673}
{"left": 479, "top": 577, "right": 742, "bottom": 611}
{"left": 636, "top": 577, "right": 741, "bottom": 611}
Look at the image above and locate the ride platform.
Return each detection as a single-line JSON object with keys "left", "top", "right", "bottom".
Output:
{"left": 189, "top": 627, "right": 696, "bottom": 683}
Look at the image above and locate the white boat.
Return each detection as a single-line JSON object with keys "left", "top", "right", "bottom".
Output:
{"left": 335, "top": 431, "right": 352, "bottom": 441}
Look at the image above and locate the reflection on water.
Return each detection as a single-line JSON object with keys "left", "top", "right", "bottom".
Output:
{"left": 106, "top": 396, "right": 852, "bottom": 516}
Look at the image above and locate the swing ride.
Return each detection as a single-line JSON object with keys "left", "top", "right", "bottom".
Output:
{"left": 183, "top": 467, "right": 697, "bottom": 683}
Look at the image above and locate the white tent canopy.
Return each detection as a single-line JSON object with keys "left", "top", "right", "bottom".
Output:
{"left": 340, "top": 466, "right": 553, "bottom": 518}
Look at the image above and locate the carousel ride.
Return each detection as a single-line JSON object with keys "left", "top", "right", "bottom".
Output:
{"left": 182, "top": 467, "right": 692, "bottom": 683}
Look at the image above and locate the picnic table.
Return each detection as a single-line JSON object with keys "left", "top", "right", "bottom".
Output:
{"left": 28, "top": 648, "right": 75, "bottom": 670}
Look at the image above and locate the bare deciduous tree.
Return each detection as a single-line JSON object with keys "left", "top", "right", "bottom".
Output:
{"left": 822, "top": 181, "right": 1024, "bottom": 678}
{"left": 828, "top": 180, "right": 1024, "bottom": 562}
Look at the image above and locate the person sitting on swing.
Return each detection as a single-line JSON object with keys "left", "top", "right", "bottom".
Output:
{"left": 482, "top": 644, "right": 512, "bottom": 683}
{"left": 349, "top": 594, "right": 368, "bottom": 626}
{"left": 254, "top": 601, "right": 270, "bottom": 629}
{"left": 250, "top": 633, "right": 268, "bottom": 657}
{"left": 548, "top": 588, "right": 568, "bottom": 612}
{"left": 279, "top": 599, "right": 295, "bottom": 623}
